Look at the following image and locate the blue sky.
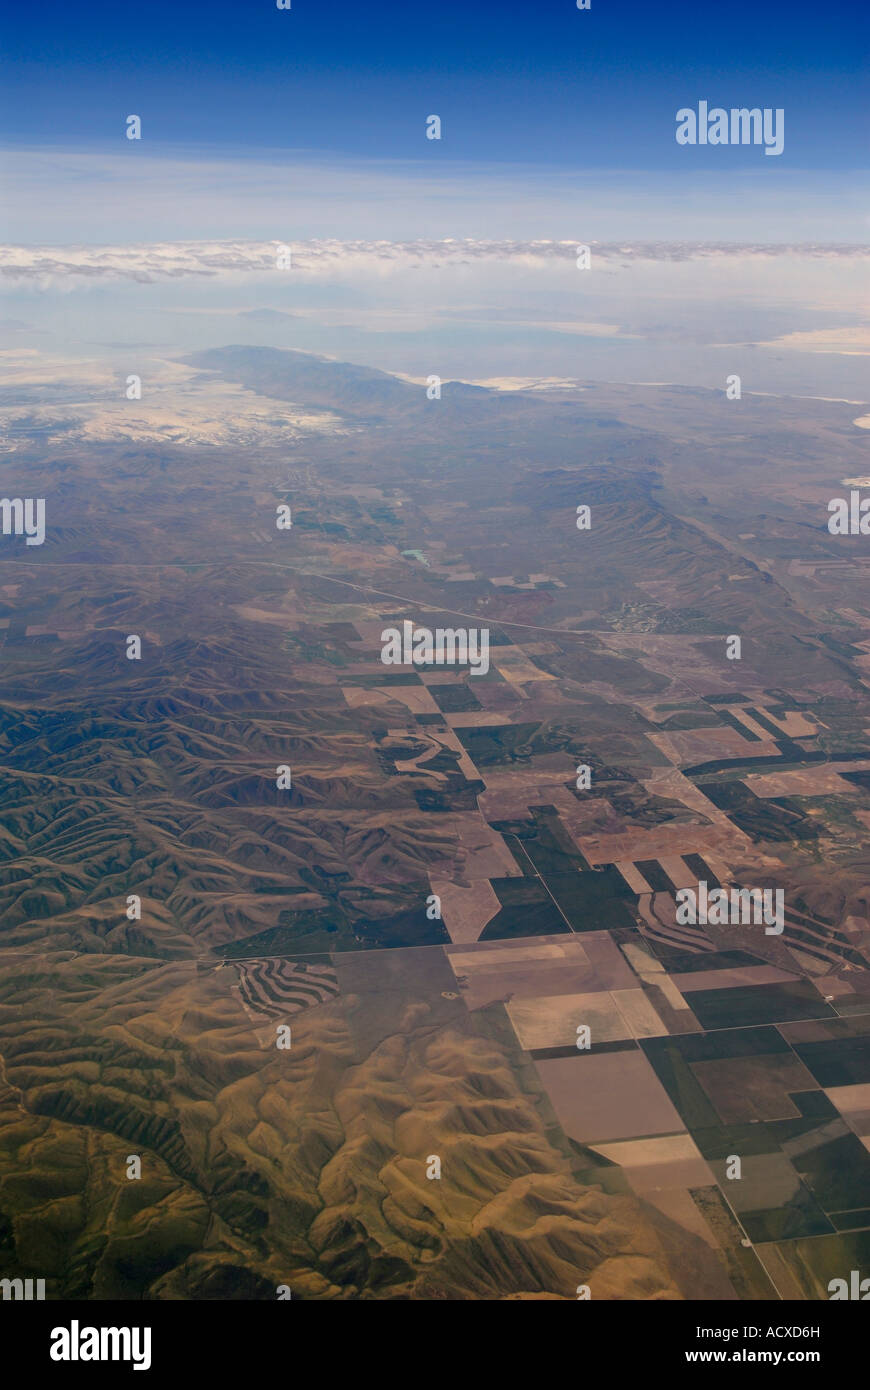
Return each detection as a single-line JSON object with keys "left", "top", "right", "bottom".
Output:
{"left": 2, "top": 0, "right": 867, "bottom": 168}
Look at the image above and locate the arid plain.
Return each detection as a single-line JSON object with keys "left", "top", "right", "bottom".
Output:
{"left": 1, "top": 345, "right": 870, "bottom": 1299}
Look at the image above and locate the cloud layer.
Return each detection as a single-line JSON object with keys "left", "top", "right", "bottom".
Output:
{"left": 2, "top": 238, "right": 867, "bottom": 287}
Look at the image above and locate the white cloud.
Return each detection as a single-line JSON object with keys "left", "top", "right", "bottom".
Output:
{"left": 1, "top": 237, "right": 867, "bottom": 287}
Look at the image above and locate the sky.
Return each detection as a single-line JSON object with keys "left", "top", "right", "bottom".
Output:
{"left": 0, "top": 0, "right": 867, "bottom": 395}
{"left": 1, "top": 0, "right": 867, "bottom": 246}
{"left": 1, "top": 0, "right": 867, "bottom": 169}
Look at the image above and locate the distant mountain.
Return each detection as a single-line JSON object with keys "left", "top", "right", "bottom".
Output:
{"left": 185, "top": 345, "right": 422, "bottom": 418}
